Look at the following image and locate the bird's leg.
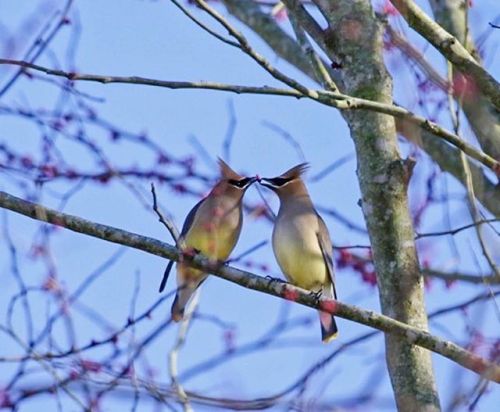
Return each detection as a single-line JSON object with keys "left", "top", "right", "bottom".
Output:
{"left": 178, "top": 247, "right": 201, "bottom": 266}
{"left": 309, "top": 289, "right": 323, "bottom": 305}
{"left": 182, "top": 247, "right": 201, "bottom": 259}
{"left": 222, "top": 258, "right": 233, "bottom": 266}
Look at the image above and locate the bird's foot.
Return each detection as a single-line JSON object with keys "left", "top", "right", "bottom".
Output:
{"left": 182, "top": 247, "right": 201, "bottom": 259}
{"left": 309, "top": 290, "right": 323, "bottom": 304}
{"left": 222, "top": 258, "right": 233, "bottom": 266}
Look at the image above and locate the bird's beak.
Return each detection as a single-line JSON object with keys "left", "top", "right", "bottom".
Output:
{"left": 243, "top": 176, "right": 258, "bottom": 190}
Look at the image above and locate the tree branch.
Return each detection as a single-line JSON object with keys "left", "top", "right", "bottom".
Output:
{"left": 196, "top": 2, "right": 500, "bottom": 216}
{"left": 0, "top": 190, "right": 498, "bottom": 382}
{"left": 220, "top": 0, "right": 339, "bottom": 85}
{"left": 1, "top": 58, "right": 497, "bottom": 173}
{"left": 390, "top": 0, "right": 500, "bottom": 111}
{"left": 398, "top": 117, "right": 500, "bottom": 217}
{"left": 427, "top": 0, "right": 500, "bottom": 166}
{"left": 422, "top": 268, "right": 500, "bottom": 285}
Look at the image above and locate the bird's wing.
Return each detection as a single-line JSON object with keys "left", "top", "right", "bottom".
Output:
{"left": 316, "top": 213, "right": 337, "bottom": 299}
{"left": 158, "top": 260, "right": 174, "bottom": 293}
{"left": 180, "top": 197, "right": 206, "bottom": 237}
{"left": 158, "top": 197, "right": 206, "bottom": 293}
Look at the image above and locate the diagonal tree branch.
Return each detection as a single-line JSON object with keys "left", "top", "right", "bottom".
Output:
{"left": 1, "top": 58, "right": 497, "bottom": 173}
{"left": 427, "top": 0, "right": 500, "bottom": 165}
{"left": 397, "top": 118, "right": 500, "bottom": 217}
{"left": 0, "top": 190, "right": 498, "bottom": 382}
{"left": 206, "top": 1, "right": 500, "bottom": 216}
{"left": 220, "top": 0, "right": 339, "bottom": 85}
{"left": 390, "top": 0, "right": 500, "bottom": 111}
{"left": 423, "top": 268, "right": 500, "bottom": 285}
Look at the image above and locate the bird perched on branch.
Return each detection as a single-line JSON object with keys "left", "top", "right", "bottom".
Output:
{"left": 259, "top": 163, "right": 339, "bottom": 342}
{"left": 159, "top": 158, "right": 256, "bottom": 322}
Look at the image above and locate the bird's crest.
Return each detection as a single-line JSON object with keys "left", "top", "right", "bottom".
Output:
{"left": 279, "top": 163, "right": 310, "bottom": 180}
{"left": 217, "top": 157, "right": 242, "bottom": 180}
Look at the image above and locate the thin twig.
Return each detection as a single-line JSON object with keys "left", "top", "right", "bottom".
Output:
{"left": 422, "top": 268, "right": 500, "bottom": 285}
{"left": 285, "top": 1, "right": 338, "bottom": 91}
{"left": 150, "top": 183, "right": 182, "bottom": 248}
{"left": 193, "top": 0, "right": 315, "bottom": 98}
{"left": 415, "top": 218, "right": 500, "bottom": 239}
{"left": 309, "top": 154, "right": 355, "bottom": 182}
{"left": 227, "top": 240, "right": 268, "bottom": 263}
{"left": 391, "top": 0, "right": 500, "bottom": 110}
{"left": 169, "top": 0, "right": 240, "bottom": 48}
{"left": 0, "top": 58, "right": 497, "bottom": 172}
{"left": 445, "top": 60, "right": 499, "bottom": 279}
{"left": 168, "top": 290, "right": 199, "bottom": 412}
{"left": 261, "top": 120, "right": 306, "bottom": 163}
{"left": 222, "top": 100, "right": 237, "bottom": 163}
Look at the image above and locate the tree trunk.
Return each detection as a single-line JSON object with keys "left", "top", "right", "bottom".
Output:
{"left": 314, "top": 1, "right": 441, "bottom": 409}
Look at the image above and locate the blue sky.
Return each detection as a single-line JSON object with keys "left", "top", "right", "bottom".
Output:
{"left": 1, "top": 0, "right": 499, "bottom": 410}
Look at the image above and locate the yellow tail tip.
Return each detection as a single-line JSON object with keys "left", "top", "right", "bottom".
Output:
{"left": 171, "top": 313, "right": 183, "bottom": 323}
{"left": 322, "top": 332, "right": 339, "bottom": 344}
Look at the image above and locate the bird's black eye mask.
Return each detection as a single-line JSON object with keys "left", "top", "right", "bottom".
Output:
{"left": 262, "top": 177, "right": 292, "bottom": 187}
{"left": 228, "top": 177, "right": 254, "bottom": 188}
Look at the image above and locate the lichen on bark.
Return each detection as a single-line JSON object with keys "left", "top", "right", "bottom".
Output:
{"left": 314, "top": 0, "right": 441, "bottom": 409}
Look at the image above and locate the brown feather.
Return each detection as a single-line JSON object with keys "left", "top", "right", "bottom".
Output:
{"left": 279, "top": 162, "right": 310, "bottom": 180}
{"left": 217, "top": 157, "right": 243, "bottom": 180}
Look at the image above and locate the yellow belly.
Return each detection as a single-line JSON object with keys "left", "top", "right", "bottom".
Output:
{"left": 184, "top": 222, "right": 237, "bottom": 261}
{"left": 178, "top": 223, "right": 238, "bottom": 286}
{"left": 273, "top": 227, "right": 328, "bottom": 292}
{"left": 275, "top": 243, "right": 328, "bottom": 291}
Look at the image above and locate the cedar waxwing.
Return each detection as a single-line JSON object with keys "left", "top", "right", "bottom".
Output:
{"left": 159, "top": 158, "right": 256, "bottom": 322}
{"left": 259, "top": 163, "right": 338, "bottom": 342}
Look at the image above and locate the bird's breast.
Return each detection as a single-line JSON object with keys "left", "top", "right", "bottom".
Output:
{"left": 184, "top": 202, "right": 242, "bottom": 261}
{"left": 272, "top": 212, "right": 328, "bottom": 291}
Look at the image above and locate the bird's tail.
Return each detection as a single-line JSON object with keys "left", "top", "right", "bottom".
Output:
{"left": 170, "top": 272, "right": 207, "bottom": 322}
{"left": 171, "top": 286, "right": 194, "bottom": 322}
{"left": 319, "top": 310, "right": 338, "bottom": 343}
{"left": 318, "top": 283, "right": 338, "bottom": 343}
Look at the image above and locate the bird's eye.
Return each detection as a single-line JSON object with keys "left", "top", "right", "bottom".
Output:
{"left": 228, "top": 178, "right": 251, "bottom": 188}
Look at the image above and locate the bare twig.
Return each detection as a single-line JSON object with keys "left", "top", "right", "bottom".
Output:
{"left": 227, "top": 240, "right": 268, "bottom": 263}
{"left": 0, "top": 0, "right": 75, "bottom": 97}
{"left": 309, "top": 154, "right": 355, "bottom": 182}
{"left": 391, "top": 0, "right": 500, "bottom": 110}
{"left": 0, "top": 58, "right": 497, "bottom": 172}
{"left": 222, "top": 100, "right": 237, "bottom": 162}
{"left": 150, "top": 183, "right": 182, "bottom": 248}
{"left": 285, "top": 1, "right": 338, "bottom": 91}
{"left": 192, "top": 0, "right": 314, "bottom": 97}
{"left": 415, "top": 219, "right": 500, "bottom": 239}
{"left": 445, "top": 59, "right": 499, "bottom": 278}
{"left": 261, "top": 121, "right": 306, "bottom": 162}
{"left": 168, "top": 291, "right": 199, "bottom": 412}
{"left": 385, "top": 24, "right": 449, "bottom": 91}
{"left": 422, "top": 268, "right": 500, "bottom": 285}
{"left": 169, "top": 0, "right": 240, "bottom": 48}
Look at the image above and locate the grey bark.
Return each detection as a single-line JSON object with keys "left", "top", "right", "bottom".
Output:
{"left": 312, "top": 1, "right": 440, "bottom": 410}
{"left": 398, "top": 118, "right": 500, "bottom": 217}
{"left": 1, "top": 189, "right": 499, "bottom": 383}
{"left": 428, "top": 0, "right": 500, "bottom": 162}
{"left": 219, "top": 0, "right": 499, "bottom": 217}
